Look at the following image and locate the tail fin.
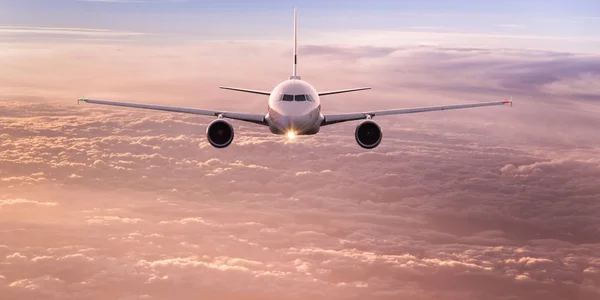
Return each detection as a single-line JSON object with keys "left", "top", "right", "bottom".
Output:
{"left": 290, "top": 8, "right": 301, "bottom": 80}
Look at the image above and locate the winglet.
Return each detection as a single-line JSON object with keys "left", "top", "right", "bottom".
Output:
{"left": 503, "top": 96, "right": 513, "bottom": 107}
{"left": 78, "top": 98, "right": 87, "bottom": 105}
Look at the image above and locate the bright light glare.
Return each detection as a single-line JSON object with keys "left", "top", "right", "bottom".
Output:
{"left": 286, "top": 131, "right": 296, "bottom": 139}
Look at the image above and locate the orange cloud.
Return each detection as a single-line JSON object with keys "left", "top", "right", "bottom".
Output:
{"left": 0, "top": 40, "right": 599, "bottom": 300}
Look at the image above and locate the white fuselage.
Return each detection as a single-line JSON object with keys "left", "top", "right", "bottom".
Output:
{"left": 265, "top": 79, "right": 323, "bottom": 135}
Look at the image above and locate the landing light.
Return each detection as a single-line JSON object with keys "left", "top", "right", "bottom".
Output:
{"left": 286, "top": 131, "right": 296, "bottom": 139}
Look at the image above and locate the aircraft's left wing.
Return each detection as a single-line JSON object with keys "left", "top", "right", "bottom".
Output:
{"left": 78, "top": 98, "right": 268, "bottom": 126}
{"left": 322, "top": 100, "right": 512, "bottom": 126}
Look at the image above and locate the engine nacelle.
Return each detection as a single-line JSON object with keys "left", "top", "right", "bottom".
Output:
{"left": 206, "top": 119, "right": 234, "bottom": 148}
{"left": 355, "top": 120, "right": 382, "bottom": 149}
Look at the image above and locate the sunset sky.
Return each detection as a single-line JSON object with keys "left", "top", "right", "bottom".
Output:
{"left": 1, "top": 1, "right": 600, "bottom": 300}
{"left": 2, "top": 0, "right": 600, "bottom": 52}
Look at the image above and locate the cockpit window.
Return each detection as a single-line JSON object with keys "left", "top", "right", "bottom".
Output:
{"left": 279, "top": 94, "right": 314, "bottom": 102}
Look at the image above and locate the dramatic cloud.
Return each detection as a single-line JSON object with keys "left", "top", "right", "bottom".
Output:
{"left": 0, "top": 41, "right": 599, "bottom": 300}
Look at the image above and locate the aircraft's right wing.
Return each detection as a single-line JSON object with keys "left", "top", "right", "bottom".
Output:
{"left": 322, "top": 100, "right": 512, "bottom": 126}
{"left": 78, "top": 98, "right": 268, "bottom": 125}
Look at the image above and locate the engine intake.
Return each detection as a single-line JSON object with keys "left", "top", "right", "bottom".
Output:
{"left": 206, "top": 119, "right": 234, "bottom": 148}
{"left": 355, "top": 120, "right": 382, "bottom": 149}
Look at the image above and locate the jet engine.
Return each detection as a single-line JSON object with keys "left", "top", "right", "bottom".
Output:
{"left": 355, "top": 120, "right": 382, "bottom": 149}
{"left": 206, "top": 119, "right": 234, "bottom": 148}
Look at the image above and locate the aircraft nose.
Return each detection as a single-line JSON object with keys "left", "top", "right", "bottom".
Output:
{"left": 285, "top": 105, "right": 315, "bottom": 117}
{"left": 270, "top": 103, "right": 319, "bottom": 133}
{"left": 278, "top": 117, "right": 291, "bottom": 128}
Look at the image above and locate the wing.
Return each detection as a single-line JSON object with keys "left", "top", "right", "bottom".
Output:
{"left": 318, "top": 87, "right": 371, "bottom": 96}
{"left": 322, "top": 100, "right": 512, "bottom": 126}
{"left": 78, "top": 98, "right": 268, "bottom": 126}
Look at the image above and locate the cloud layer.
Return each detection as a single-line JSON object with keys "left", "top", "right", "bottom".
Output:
{"left": 1, "top": 41, "right": 599, "bottom": 300}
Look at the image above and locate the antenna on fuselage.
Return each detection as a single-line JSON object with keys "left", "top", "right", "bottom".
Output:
{"left": 290, "top": 8, "right": 301, "bottom": 80}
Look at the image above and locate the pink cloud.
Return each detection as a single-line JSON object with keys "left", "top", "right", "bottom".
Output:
{"left": 0, "top": 41, "right": 599, "bottom": 299}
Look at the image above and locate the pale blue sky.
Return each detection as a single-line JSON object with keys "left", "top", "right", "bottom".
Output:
{"left": 1, "top": 0, "right": 599, "bottom": 52}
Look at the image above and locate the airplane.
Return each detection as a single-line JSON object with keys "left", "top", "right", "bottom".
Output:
{"left": 78, "top": 8, "right": 512, "bottom": 150}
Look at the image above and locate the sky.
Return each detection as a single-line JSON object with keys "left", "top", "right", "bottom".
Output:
{"left": 1, "top": 0, "right": 600, "bottom": 51}
{"left": 1, "top": 1, "right": 600, "bottom": 300}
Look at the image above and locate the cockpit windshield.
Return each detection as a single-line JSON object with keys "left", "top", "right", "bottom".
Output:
{"left": 295, "top": 94, "right": 306, "bottom": 101}
{"left": 279, "top": 94, "right": 314, "bottom": 102}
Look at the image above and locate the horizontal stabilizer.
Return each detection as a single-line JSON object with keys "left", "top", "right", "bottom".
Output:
{"left": 219, "top": 86, "right": 271, "bottom": 96}
{"left": 318, "top": 87, "right": 371, "bottom": 96}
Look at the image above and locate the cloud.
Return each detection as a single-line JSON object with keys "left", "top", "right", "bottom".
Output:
{"left": 0, "top": 41, "right": 599, "bottom": 300}
{"left": 0, "top": 26, "right": 145, "bottom": 37}
{"left": 310, "top": 46, "right": 600, "bottom": 101}
{"left": 0, "top": 198, "right": 58, "bottom": 207}
{"left": 307, "top": 29, "right": 600, "bottom": 54}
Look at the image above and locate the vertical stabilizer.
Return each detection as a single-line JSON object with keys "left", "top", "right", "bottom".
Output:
{"left": 290, "top": 8, "right": 301, "bottom": 80}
